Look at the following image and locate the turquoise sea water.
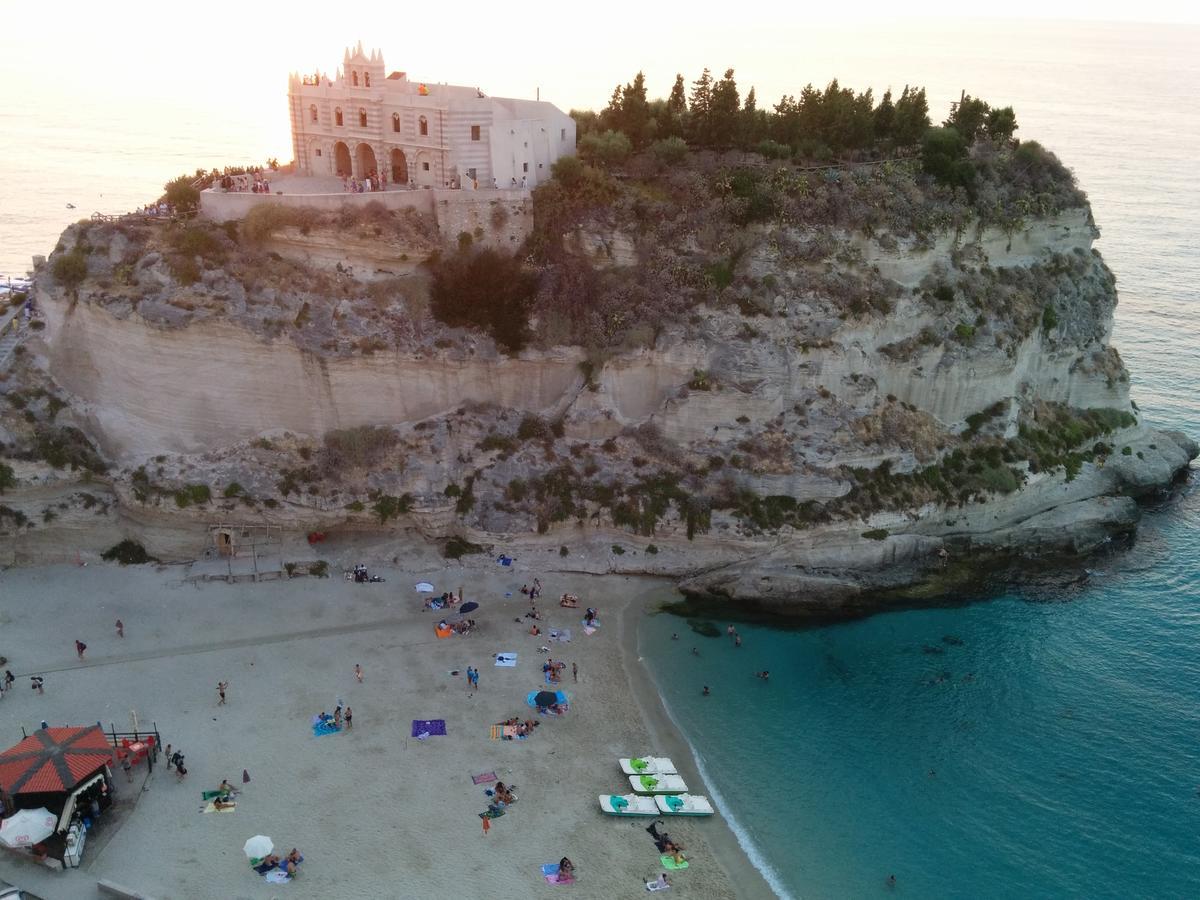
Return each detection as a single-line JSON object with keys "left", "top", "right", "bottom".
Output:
{"left": 641, "top": 21, "right": 1200, "bottom": 900}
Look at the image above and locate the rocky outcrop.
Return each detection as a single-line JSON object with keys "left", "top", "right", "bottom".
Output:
{"left": 3, "top": 175, "right": 1193, "bottom": 616}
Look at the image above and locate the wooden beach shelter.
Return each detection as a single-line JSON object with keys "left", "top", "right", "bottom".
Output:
{"left": 0, "top": 726, "right": 114, "bottom": 830}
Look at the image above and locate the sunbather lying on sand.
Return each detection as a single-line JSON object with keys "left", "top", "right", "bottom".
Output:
{"left": 559, "top": 594, "right": 579, "bottom": 608}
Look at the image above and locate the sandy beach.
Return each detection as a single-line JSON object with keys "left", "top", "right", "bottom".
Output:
{"left": 0, "top": 553, "right": 776, "bottom": 900}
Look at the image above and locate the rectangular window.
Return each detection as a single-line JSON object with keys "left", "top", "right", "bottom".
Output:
{"left": 561, "top": 128, "right": 566, "bottom": 141}
{"left": 467, "top": 167, "right": 477, "bottom": 180}
{"left": 522, "top": 162, "right": 528, "bottom": 173}
{"left": 315, "top": 149, "right": 322, "bottom": 157}
{"left": 422, "top": 162, "right": 430, "bottom": 171}
{"left": 470, "top": 125, "right": 481, "bottom": 141}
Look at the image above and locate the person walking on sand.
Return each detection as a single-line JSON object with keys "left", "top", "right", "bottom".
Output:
{"left": 572, "top": 661, "right": 578, "bottom": 682}
{"left": 217, "top": 681, "right": 228, "bottom": 705}
{"left": 481, "top": 813, "right": 490, "bottom": 836}
{"left": 31, "top": 676, "right": 44, "bottom": 694}
{"left": 75, "top": 639, "right": 87, "bottom": 659}
{"left": 115, "top": 619, "right": 124, "bottom": 638}
{"left": 344, "top": 706, "right": 353, "bottom": 730}
{"left": 354, "top": 663, "right": 363, "bottom": 683}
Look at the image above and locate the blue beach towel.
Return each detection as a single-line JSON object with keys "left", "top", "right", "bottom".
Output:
{"left": 411, "top": 719, "right": 447, "bottom": 737}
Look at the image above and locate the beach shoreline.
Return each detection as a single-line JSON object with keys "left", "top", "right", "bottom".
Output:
{"left": 622, "top": 593, "right": 781, "bottom": 900}
{"left": 0, "top": 557, "right": 777, "bottom": 900}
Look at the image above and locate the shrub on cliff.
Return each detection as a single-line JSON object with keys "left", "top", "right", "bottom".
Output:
{"left": 51, "top": 248, "right": 88, "bottom": 290}
{"left": 164, "top": 176, "right": 200, "bottom": 214}
{"left": 0, "top": 462, "right": 15, "bottom": 494}
{"left": 922, "top": 127, "right": 974, "bottom": 191}
{"left": 322, "top": 425, "right": 398, "bottom": 471}
{"left": 429, "top": 248, "right": 537, "bottom": 353}
{"left": 101, "top": 539, "right": 158, "bottom": 565}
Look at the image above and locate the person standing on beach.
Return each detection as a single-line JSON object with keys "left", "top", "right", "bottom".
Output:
{"left": 344, "top": 706, "right": 353, "bottom": 730}
{"left": 572, "top": 662, "right": 578, "bottom": 682}
{"left": 31, "top": 676, "right": 44, "bottom": 694}
{"left": 354, "top": 663, "right": 363, "bottom": 683}
{"left": 115, "top": 619, "right": 124, "bottom": 638}
{"left": 75, "top": 639, "right": 87, "bottom": 659}
{"left": 217, "top": 681, "right": 228, "bottom": 705}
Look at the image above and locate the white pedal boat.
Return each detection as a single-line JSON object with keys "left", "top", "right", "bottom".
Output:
{"left": 598, "top": 793, "right": 659, "bottom": 816}
{"left": 630, "top": 773, "right": 688, "bottom": 794}
{"left": 619, "top": 756, "right": 677, "bottom": 776}
{"left": 655, "top": 793, "right": 715, "bottom": 816}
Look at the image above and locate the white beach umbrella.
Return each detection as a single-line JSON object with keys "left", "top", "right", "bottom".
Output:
{"left": 0, "top": 807, "right": 58, "bottom": 848}
{"left": 244, "top": 834, "right": 273, "bottom": 859}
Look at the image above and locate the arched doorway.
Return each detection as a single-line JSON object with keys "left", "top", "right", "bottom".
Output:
{"left": 356, "top": 143, "right": 378, "bottom": 180}
{"left": 334, "top": 141, "right": 352, "bottom": 177}
{"left": 391, "top": 149, "right": 408, "bottom": 185}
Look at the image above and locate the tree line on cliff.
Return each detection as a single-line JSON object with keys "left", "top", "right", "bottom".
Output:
{"left": 571, "top": 69, "right": 1019, "bottom": 187}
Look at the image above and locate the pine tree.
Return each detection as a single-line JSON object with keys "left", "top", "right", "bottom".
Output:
{"left": 601, "top": 83, "right": 623, "bottom": 132}
{"left": 665, "top": 74, "right": 688, "bottom": 139}
{"left": 873, "top": 88, "right": 895, "bottom": 144}
{"left": 621, "top": 71, "right": 652, "bottom": 149}
{"left": 893, "top": 85, "right": 930, "bottom": 147}
{"left": 689, "top": 68, "right": 713, "bottom": 145}
{"left": 709, "top": 69, "right": 740, "bottom": 147}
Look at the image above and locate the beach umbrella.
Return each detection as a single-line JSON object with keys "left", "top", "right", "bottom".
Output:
{"left": 0, "top": 807, "right": 57, "bottom": 848}
{"left": 415, "top": 582, "right": 435, "bottom": 592}
{"left": 244, "top": 835, "right": 273, "bottom": 859}
{"left": 459, "top": 601, "right": 479, "bottom": 614}
{"left": 534, "top": 690, "right": 558, "bottom": 708}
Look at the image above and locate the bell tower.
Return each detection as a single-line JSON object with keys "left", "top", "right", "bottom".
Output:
{"left": 344, "top": 41, "right": 384, "bottom": 90}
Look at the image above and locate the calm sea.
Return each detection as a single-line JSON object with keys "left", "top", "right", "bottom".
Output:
{"left": 1, "top": 19, "right": 1197, "bottom": 899}
{"left": 639, "top": 22, "right": 1200, "bottom": 900}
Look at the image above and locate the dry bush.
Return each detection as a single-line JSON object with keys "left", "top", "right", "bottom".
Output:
{"left": 321, "top": 425, "right": 399, "bottom": 473}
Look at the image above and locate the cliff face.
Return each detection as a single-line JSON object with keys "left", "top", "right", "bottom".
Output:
{"left": 2, "top": 156, "right": 1194, "bottom": 615}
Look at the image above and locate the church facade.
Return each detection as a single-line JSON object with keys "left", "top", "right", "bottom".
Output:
{"left": 288, "top": 43, "right": 576, "bottom": 189}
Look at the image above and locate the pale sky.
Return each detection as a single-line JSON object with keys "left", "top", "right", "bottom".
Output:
{"left": 3, "top": 0, "right": 1197, "bottom": 159}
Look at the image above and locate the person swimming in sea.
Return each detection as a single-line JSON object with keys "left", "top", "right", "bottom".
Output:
{"left": 755, "top": 670, "right": 770, "bottom": 681}
{"left": 702, "top": 685, "right": 710, "bottom": 696}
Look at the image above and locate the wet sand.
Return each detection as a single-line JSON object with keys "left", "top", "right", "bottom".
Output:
{"left": 0, "top": 558, "right": 775, "bottom": 900}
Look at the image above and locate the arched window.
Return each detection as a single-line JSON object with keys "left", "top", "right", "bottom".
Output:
{"left": 352, "top": 71, "right": 359, "bottom": 87}
{"left": 419, "top": 115, "right": 428, "bottom": 136}
{"left": 364, "top": 73, "right": 370, "bottom": 87}
{"left": 358, "top": 108, "right": 367, "bottom": 127}
{"left": 335, "top": 107, "right": 343, "bottom": 127}
{"left": 392, "top": 113, "right": 400, "bottom": 133}
{"left": 309, "top": 104, "right": 318, "bottom": 123}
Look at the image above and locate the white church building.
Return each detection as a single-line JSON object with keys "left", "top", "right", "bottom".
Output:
{"left": 288, "top": 43, "right": 576, "bottom": 190}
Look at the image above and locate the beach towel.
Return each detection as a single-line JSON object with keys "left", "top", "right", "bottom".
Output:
{"left": 472, "top": 771, "right": 498, "bottom": 785}
{"left": 265, "top": 870, "right": 291, "bottom": 884}
{"left": 581, "top": 618, "right": 600, "bottom": 628}
{"left": 200, "top": 801, "right": 236, "bottom": 813}
{"left": 541, "top": 864, "right": 560, "bottom": 876}
{"left": 497, "top": 555, "right": 513, "bottom": 566}
{"left": 549, "top": 628, "right": 572, "bottom": 643}
{"left": 435, "top": 625, "right": 454, "bottom": 638}
{"left": 479, "top": 808, "right": 505, "bottom": 819}
{"left": 312, "top": 720, "right": 341, "bottom": 737}
{"left": 544, "top": 672, "right": 564, "bottom": 685}
{"left": 584, "top": 626, "right": 597, "bottom": 636}
{"left": 416, "top": 581, "right": 435, "bottom": 592}
{"left": 647, "top": 880, "right": 671, "bottom": 892}
{"left": 495, "top": 653, "right": 518, "bottom": 667}
{"left": 660, "top": 855, "right": 689, "bottom": 870}
{"left": 201, "top": 790, "right": 234, "bottom": 801}
{"left": 411, "top": 719, "right": 446, "bottom": 737}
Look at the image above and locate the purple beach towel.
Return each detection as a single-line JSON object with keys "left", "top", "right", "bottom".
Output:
{"left": 411, "top": 719, "right": 447, "bottom": 737}
{"left": 472, "top": 771, "right": 498, "bottom": 785}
